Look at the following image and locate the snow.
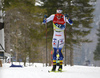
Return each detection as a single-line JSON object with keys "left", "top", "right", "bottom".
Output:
{"left": 0, "top": 63, "right": 100, "bottom": 78}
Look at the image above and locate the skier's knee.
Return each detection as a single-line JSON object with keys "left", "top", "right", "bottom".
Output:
{"left": 59, "top": 57, "right": 63, "bottom": 60}
{"left": 53, "top": 57, "right": 56, "bottom": 60}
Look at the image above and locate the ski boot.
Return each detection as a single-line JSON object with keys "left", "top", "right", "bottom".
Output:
{"left": 58, "top": 60, "right": 63, "bottom": 71}
{"left": 51, "top": 60, "right": 56, "bottom": 71}
{"left": 51, "top": 65, "right": 56, "bottom": 71}
{"left": 58, "top": 65, "right": 62, "bottom": 71}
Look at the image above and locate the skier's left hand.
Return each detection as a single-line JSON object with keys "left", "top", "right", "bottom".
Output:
{"left": 64, "top": 14, "right": 68, "bottom": 18}
{"left": 68, "top": 18, "right": 73, "bottom": 25}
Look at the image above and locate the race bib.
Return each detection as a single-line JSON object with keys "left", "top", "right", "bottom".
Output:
{"left": 53, "top": 23, "right": 65, "bottom": 31}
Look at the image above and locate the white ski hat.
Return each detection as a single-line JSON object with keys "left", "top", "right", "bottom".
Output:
{"left": 56, "top": 9, "right": 62, "bottom": 13}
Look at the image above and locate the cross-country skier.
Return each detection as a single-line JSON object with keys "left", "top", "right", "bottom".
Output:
{"left": 43, "top": 8, "right": 73, "bottom": 71}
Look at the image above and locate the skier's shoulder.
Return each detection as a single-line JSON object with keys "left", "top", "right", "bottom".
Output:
{"left": 46, "top": 14, "right": 55, "bottom": 22}
{"left": 51, "top": 14, "right": 55, "bottom": 16}
{"left": 48, "top": 14, "right": 55, "bottom": 19}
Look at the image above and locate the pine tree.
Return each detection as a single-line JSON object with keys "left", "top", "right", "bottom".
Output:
{"left": 94, "top": 22, "right": 100, "bottom": 60}
{"left": 65, "top": 0, "right": 96, "bottom": 66}
{"left": 40, "top": 0, "right": 96, "bottom": 66}
{"left": 3, "top": 0, "right": 46, "bottom": 65}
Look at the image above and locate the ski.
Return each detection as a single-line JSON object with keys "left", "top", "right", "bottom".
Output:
{"left": 48, "top": 70, "right": 65, "bottom": 73}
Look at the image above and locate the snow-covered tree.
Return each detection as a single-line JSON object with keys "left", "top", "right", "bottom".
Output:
{"left": 94, "top": 22, "right": 100, "bottom": 60}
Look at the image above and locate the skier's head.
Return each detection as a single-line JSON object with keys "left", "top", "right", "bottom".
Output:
{"left": 56, "top": 8, "right": 63, "bottom": 18}
{"left": 56, "top": 9, "right": 62, "bottom": 14}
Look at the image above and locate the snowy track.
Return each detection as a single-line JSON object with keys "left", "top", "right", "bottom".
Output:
{"left": 0, "top": 63, "right": 100, "bottom": 78}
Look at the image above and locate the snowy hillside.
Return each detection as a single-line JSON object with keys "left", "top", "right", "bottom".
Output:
{"left": 0, "top": 63, "right": 100, "bottom": 78}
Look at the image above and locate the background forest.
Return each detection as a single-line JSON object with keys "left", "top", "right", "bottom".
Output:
{"left": 1, "top": 0, "right": 100, "bottom": 66}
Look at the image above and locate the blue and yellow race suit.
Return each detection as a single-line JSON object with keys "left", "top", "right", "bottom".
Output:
{"left": 46, "top": 14, "right": 73, "bottom": 65}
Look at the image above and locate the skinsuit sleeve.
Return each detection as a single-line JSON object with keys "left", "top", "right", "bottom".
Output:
{"left": 46, "top": 14, "right": 55, "bottom": 23}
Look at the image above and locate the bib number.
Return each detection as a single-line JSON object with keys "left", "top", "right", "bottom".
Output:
{"left": 55, "top": 23, "right": 65, "bottom": 29}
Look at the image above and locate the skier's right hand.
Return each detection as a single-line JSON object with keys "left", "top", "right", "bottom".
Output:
{"left": 42, "top": 18, "right": 46, "bottom": 24}
{"left": 44, "top": 15, "right": 47, "bottom": 18}
{"left": 42, "top": 15, "right": 47, "bottom": 24}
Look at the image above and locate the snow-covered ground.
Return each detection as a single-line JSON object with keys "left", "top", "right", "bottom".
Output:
{"left": 0, "top": 63, "right": 100, "bottom": 78}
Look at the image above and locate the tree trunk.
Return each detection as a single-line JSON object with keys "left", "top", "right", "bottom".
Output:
{"left": 5, "top": 23, "right": 10, "bottom": 53}
{"left": 70, "top": 45, "right": 73, "bottom": 66}
{"left": 0, "top": 60, "right": 2, "bottom": 67}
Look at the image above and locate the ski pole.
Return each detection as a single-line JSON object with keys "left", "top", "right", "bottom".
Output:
{"left": 45, "top": 21, "right": 47, "bottom": 67}
{"left": 64, "top": 14, "right": 68, "bottom": 66}
{"left": 65, "top": 21, "right": 67, "bottom": 66}
{"left": 44, "top": 15, "right": 48, "bottom": 66}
